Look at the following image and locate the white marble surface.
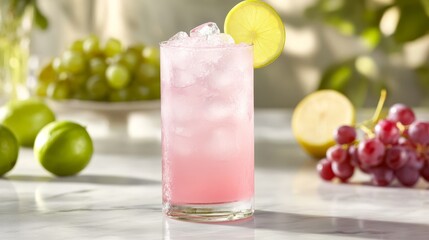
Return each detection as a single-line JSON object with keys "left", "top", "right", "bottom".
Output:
{"left": 2, "top": 109, "right": 429, "bottom": 240}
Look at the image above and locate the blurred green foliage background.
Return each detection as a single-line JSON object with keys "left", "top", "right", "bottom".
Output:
{"left": 306, "top": 0, "right": 429, "bottom": 106}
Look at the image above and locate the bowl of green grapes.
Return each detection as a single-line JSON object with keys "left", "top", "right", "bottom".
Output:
{"left": 33, "top": 36, "right": 160, "bottom": 112}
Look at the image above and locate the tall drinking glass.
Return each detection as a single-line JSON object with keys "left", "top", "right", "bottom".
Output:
{"left": 161, "top": 42, "right": 254, "bottom": 222}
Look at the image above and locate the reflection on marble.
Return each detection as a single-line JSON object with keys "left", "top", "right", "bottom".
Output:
{"left": 7, "top": 174, "right": 159, "bottom": 186}
{"left": 1, "top": 110, "right": 429, "bottom": 239}
{"left": 163, "top": 218, "right": 255, "bottom": 240}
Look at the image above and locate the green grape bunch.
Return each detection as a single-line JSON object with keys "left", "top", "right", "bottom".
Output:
{"left": 35, "top": 36, "right": 161, "bottom": 102}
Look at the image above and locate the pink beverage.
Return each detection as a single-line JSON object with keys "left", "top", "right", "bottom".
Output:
{"left": 161, "top": 23, "right": 254, "bottom": 222}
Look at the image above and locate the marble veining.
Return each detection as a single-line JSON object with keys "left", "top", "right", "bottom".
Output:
{"left": 1, "top": 110, "right": 429, "bottom": 239}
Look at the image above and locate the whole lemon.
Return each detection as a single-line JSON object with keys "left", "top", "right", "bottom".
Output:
{"left": 0, "top": 99, "right": 55, "bottom": 147}
{"left": 34, "top": 121, "right": 93, "bottom": 176}
{"left": 0, "top": 125, "right": 19, "bottom": 176}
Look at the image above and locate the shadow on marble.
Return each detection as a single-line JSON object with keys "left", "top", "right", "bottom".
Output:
{"left": 6, "top": 174, "right": 160, "bottom": 186}
{"left": 251, "top": 210, "right": 429, "bottom": 239}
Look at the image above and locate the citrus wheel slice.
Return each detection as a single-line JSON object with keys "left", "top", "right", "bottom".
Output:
{"left": 292, "top": 90, "right": 355, "bottom": 158}
{"left": 224, "top": 0, "right": 286, "bottom": 68}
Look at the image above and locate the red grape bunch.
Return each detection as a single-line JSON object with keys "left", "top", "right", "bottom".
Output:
{"left": 317, "top": 103, "right": 429, "bottom": 187}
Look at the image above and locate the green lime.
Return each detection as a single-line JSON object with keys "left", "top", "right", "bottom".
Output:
{"left": 0, "top": 99, "right": 56, "bottom": 147}
{"left": 0, "top": 125, "right": 19, "bottom": 176}
{"left": 34, "top": 121, "right": 93, "bottom": 177}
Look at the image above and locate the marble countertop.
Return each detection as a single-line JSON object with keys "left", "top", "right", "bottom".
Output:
{"left": 2, "top": 109, "right": 429, "bottom": 240}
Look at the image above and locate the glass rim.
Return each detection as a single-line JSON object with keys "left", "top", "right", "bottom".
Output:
{"left": 159, "top": 41, "right": 253, "bottom": 50}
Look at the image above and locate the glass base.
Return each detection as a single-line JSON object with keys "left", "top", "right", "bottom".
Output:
{"left": 163, "top": 198, "right": 254, "bottom": 222}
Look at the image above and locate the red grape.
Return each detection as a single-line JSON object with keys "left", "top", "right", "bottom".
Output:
{"left": 398, "top": 137, "right": 416, "bottom": 150}
{"left": 407, "top": 153, "right": 424, "bottom": 170}
{"left": 408, "top": 121, "right": 429, "bottom": 145}
{"left": 317, "top": 159, "right": 335, "bottom": 181}
{"left": 315, "top": 102, "right": 429, "bottom": 189}
{"left": 358, "top": 139, "right": 385, "bottom": 167}
{"left": 395, "top": 166, "right": 420, "bottom": 187}
{"left": 327, "top": 145, "right": 347, "bottom": 163}
{"left": 420, "top": 161, "right": 429, "bottom": 181}
{"left": 334, "top": 125, "right": 356, "bottom": 145}
{"left": 359, "top": 162, "right": 371, "bottom": 174}
{"left": 388, "top": 104, "right": 416, "bottom": 125}
{"left": 385, "top": 146, "right": 408, "bottom": 170}
{"left": 332, "top": 160, "right": 354, "bottom": 181}
{"left": 348, "top": 145, "right": 371, "bottom": 173}
{"left": 370, "top": 165, "right": 394, "bottom": 186}
{"left": 348, "top": 145, "right": 359, "bottom": 166}
{"left": 374, "top": 119, "right": 400, "bottom": 145}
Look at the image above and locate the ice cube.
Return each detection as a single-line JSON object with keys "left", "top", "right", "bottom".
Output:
{"left": 170, "top": 135, "right": 194, "bottom": 157}
{"left": 204, "top": 128, "right": 238, "bottom": 159}
{"left": 172, "top": 69, "right": 196, "bottom": 88}
{"left": 208, "top": 69, "right": 236, "bottom": 89}
{"left": 168, "top": 94, "right": 200, "bottom": 122}
{"left": 205, "top": 100, "right": 233, "bottom": 121}
{"left": 207, "top": 33, "right": 235, "bottom": 46}
{"left": 190, "top": 22, "right": 220, "bottom": 37}
{"left": 169, "top": 31, "right": 189, "bottom": 41}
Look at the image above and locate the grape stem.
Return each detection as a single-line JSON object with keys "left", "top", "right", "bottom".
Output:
{"left": 372, "top": 89, "right": 387, "bottom": 124}
{"left": 360, "top": 125, "right": 375, "bottom": 138}
{"left": 356, "top": 89, "right": 386, "bottom": 136}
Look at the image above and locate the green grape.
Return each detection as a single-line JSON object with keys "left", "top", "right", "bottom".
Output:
{"left": 86, "top": 75, "right": 109, "bottom": 101}
{"left": 52, "top": 57, "right": 64, "bottom": 73}
{"left": 127, "top": 43, "right": 145, "bottom": 55}
{"left": 57, "top": 73, "right": 85, "bottom": 93}
{"left": 131, "top": 84, "right": 151, "bottom": 100}
{"left": 142, "top": 47, "right": 160, "bottom": 66}
{"left": 108, "top": 51, "right": 139, "bottom": 71}
{"left": 68, "top": 74, "right": 87, "bottom": 91}
{"left": 47, "top": 81, "right": 71, "bottom": 100}
{"left": 61, "top": 50, "right": 86, "bottom": 73}
{"left": 148, "top": 82, "right": 161, "bottom": 99}
{"left": 83, "top": 35, "right": 100, "bottom": 56}
{"left": 106, "top": 64, "right": 130, "bottom": 90}
{"left": 122, "top": 50, "right": 139, "bottom": 70}
{"left": 70, "top": 39, "right": 84, "bottom": 52}
{"left": 73, "top": 90, "right": 90, "bottom": 100}
{"left": 104, "top": 38, "right": 122, "bottom": 57}
{"left": 135, "top": 62, "right": 160, "bottom": 84}
{"left": 37, "top": 62, "right": 57, "bottom": 83}
{"left": 108, "top": 53, "right": 122, "bottom": 65}
{"left": 109, "top": 88, "right": 132, "bottom": 102}
{"left": 89, "top": 57, "right": 107, "bottom": 75}
{"left": 35, "top": 81, "right": 50, "bottom": 97}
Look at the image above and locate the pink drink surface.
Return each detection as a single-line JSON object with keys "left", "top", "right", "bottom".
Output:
{"left": 161, "top": 43, "right": 254, "bottom": 205}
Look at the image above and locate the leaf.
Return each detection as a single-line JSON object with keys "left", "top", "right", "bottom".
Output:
{"left": 393, "top": 3, "right": 429, "bottom": 43}
{"left": 343, "top": 74, "right": 369, "bottom": 107}
{"left": 360, "top": 27, "right": 381, "bottom": 49}
{"left": 416, "top": 65, "right": 429, "bottom": 91}
{"left": 33, "top": 2, "right": 48, "bottom": 30}
{"left": 326, "top": 17, "right": 355, "bottom": 35}
{"left": 318, "top": 63, "right": 353, "bottom": 91}
{"left": 422, "top": 0, "right": 429, "bottom": 16}
{"left": 318, "top": 57, "right": 386, "bottom": 107}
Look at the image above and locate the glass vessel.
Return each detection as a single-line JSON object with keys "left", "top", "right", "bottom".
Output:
{"left": 0, "top": 1, "right": 33, "bottom": 103}
{"left": 161, "top": 42, "right": 254, "bottom": 222}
